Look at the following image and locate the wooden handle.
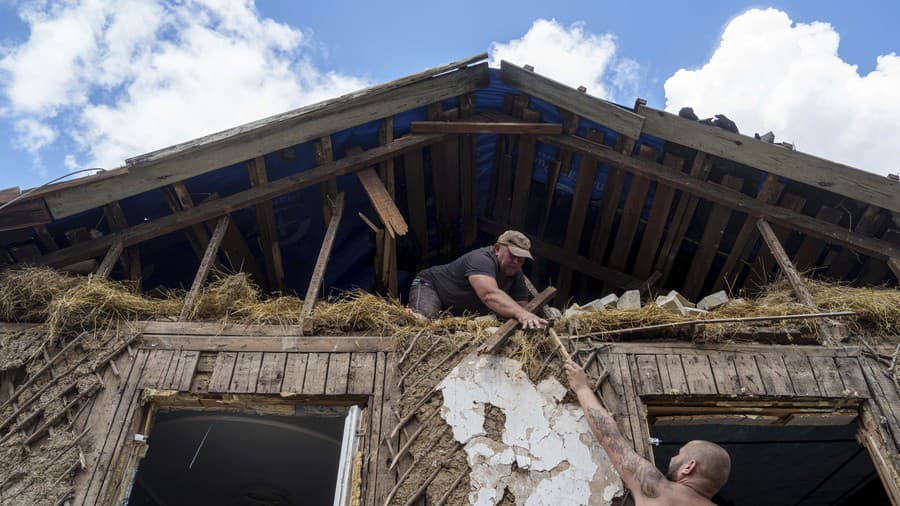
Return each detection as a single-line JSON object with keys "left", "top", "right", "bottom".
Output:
{"left": 548, "top": 327, "right": 571, "bottom": 362}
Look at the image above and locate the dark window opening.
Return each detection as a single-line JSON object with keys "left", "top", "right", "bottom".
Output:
{"left": 651, "top": 422, "right": 890, "bottom": 506}
{"left": 128, "top": 408, "right": 348, "bottom": 506}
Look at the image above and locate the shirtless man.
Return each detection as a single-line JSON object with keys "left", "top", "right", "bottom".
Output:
{"left": 565, "top": 360, "right": 731, "bottom": 505}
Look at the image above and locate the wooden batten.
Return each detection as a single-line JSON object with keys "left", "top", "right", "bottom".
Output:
{"left": 632, "top": 153, "right": 684, "bottom": 280}
{"left": 509, "top": 134, "right": 536, "bottom": 231}
{"left": 589, "top": 136, "right": 635, "bottom": 263}
{"left": 315, "top": 136, "right": 339, "bottom": 225}
{"left": 180, "top": 215, "right": 229, "bottom": 320}
{"left": 247, "top": 156, "right": 286, "bottom": 293}
{"left": 478, "top": 286, "right": 557, "bottom": 354}
{"left": 792, "top": 205, "right": 844, "bottom": 274}
{"left": 356, "top": 168, "right": 408, "bottom": 237}
{"left": 410, "top": 121, "right": 562, "bottom": 135}
{"left": 95, "top": 239, "right": 124, "bottom": 279}
{"left": 403, "top": 149, "right": 428, "bottom": 256}
{"left": 608, "top": 145, "right": 659, "bottom": 273}
{"left": 300, "top": 193, "right": 345, "bottom": 333}
{"left": 747, "top": 193, "right": 807, "bottom": 288}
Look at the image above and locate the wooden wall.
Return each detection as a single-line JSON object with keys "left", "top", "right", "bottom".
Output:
{"left": 62, "top": 325, "right": 900, "bottom": 506}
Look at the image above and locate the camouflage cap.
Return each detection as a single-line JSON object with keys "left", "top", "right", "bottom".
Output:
{"left": 497, "top": 230, "right": 533, "bottom": 260}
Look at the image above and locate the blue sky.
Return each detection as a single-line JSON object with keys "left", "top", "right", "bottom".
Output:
{"left": 0, "top": 0, "right": 898, "bottom": 192}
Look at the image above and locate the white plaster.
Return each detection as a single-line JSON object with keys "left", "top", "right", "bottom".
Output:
{"left": 439, "top": 354, "right": 624, "bottom": 505}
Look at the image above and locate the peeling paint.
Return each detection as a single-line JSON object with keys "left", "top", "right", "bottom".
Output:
{"left": 439, "top": 354, "right": 624, "bottom": 505}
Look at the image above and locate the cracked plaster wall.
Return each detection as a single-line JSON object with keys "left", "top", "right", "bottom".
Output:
{"left": 438, "top": 354, "right": 624, "bottom": 505}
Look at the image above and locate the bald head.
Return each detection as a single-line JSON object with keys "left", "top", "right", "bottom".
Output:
{"left": 667, "top": 440, "right": 731, "bottom": 496}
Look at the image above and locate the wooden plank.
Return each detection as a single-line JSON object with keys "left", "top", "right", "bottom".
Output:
{"left": 713, "top": 174, "right": 784, "bottom": 292}
{"left": 161, "top": 183, "right": 212, "bottom": 261}
{"left": 357, "top": 168, "right": 408, "bottom": 236}
{"left": 481, "top": 219, "right": 641, "bottom": 289}
{"left": 460, "top": 107, "right": 479, "bottom": 248}
{"left": 540, "top": 134, "right": 900, "bottom": 261}
{"left": 103, "top": 201, "right": 137, "bottom": 278}
{"left": 783, "top": 354, "right": 821, "bottom": 396}
{"left": 302, "top": 352, "right": 329, "bottom": 394}
{"left": 859, "top": 357, "right": 900, "bottom": 450}
{"left": 834, "top": 357, "right": 869, "bottom": 397}
{"left": 509, "top": 134, "right": 536, "bottom": 231}
{"left": 732, "top": 354, "right": 765, "bottom": 395}
{"left": 314, "top": 136, "right": 338, "bottom": 225}
{"left": 282, "top": 353, "right": 309, "bottom": 394}
{"left": 378, "top": 117, "right": 396, "bottom": 198}
{"left": 33, "top": 133, "right": 446, "bottom": 268}
{"left": 140, "top": 349, "right": 175, "bottom": 389}
{"left": 300, "top": 193, "right": 345, "bottom": 330}
{"left": 759, "top": 351, "right": 802, "bottom": 396}
{"left": 325, "top": 353, "right": 351, "bottom": 395}
{"left": 371, "top": 352, "right": 395, "bottom": 506}
{"left": 45, "top": 59, "right": 489, "bottom": 219}
{"left": 635, "top": 354, "right": 664, "bottom": 396}
{"left": 654, "top": 153, "right": 712, "bottom": 280}
{"left": 595, "top": 354, "right": 634, "bottom": 447}
{"left": 747, "top": 194, "right": 807, "bottom": 287}
{"left": 681, "top": 354, "right": 717, "bottom": 395}
{"left": 33, "top": 225, "right": 58, "bottom": 252}
{"left": 828, "top": 205, "right": 885, "bottom": 279}
{"left": 664, "top": 354, "right": 689, "bottom": 394}
{"left": 859, "top": 228, "right": 900, "bottom": 284}
{"left": 857, "top": 403, "right": 900, "bottom": 506}
{"left": 247, "top": 156, "right": 286, "bottom": 293}
{"left": 95, "top": 239, "right": 124, "bottom": 279}
{"left": 604, "top": 341, "right": 863, "bottom": 356}
{"left": 347, "top": 353, "right": 376, "bottom": 395}
{"left": 500, "top": 61, "right": 644, "bottom": 139}
{"left": 172, "top": 350, "right": 199, "bottom": 391}
{"left": 142, "top": 334, "right": 397, "bottom": 353}
{"left": 411, "top": 121, "right": 562, "bottom": 134}
{"left": 808, "top": 356, "right": 845, "bottom": 397}
{"left": 229, "top": 352, "right": 263, "bottom": 393}
{"left": 477, "top": 287, "right": 557, "bottom": 354}
{"left": 402, "top": 150, "right": 428, "bottom": 252}
{"left": 0, "top": 196, "right": 51, "bottom": 232}
{"left": 792, "top": 205, "right": 844, "bottom": 273}
{"left": 708, "top": 354, "right": 741, "bottom": 395}
{"left": 608, "top": 145, "right": 658, "bottom": 272}
{"left": 208, "top": 352, "right": 238, "bottom": 393}
{"left": 180, "top": 215, "right": 229, "bottom": 320}
{"left": 556, "top": 130, "right": 604, "bottom": 302}
{"left": 681, "top": 175, "right": 744, "bottom": 299}
{"left": 632, "top": 153, "right": 683, "bottom": 279}
{"left": 621, "top": 354, "right": 653, "bottom": 460}
{"left": 255, "top": 352, "right": 287, "bottom": 394}
{"left": 637, "top": 104, "right": 900, "bottom": 213}
{"left": 492, "top": 150, "right": 514, "bottom": 226}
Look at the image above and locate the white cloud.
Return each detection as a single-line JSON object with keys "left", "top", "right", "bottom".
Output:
{"left": 664, "top": 8, "right": 900, "bottom": 176}
{"left": 13, "top": 118, "right": 56, "bottom": 152}
{"left": 0, "top": 0, "right": 369, "bottom": 173}
{"left": 490, "top": 19, "right": 640, "bottom": 102}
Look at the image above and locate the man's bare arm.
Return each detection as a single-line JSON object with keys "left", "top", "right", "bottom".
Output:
{"left": 565, "top": 361, "right": 668, "bottom": 500}
{"left": 469, "top": 275, "right": 546, "bottom": 329}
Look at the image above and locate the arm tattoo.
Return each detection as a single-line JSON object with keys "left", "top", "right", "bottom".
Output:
{"left": 587, "top": 408, "right": 666, "bottom": 499}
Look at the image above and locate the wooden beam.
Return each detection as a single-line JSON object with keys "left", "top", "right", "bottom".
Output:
{"left": 747, "top": 194, "right": 807, "bottom": 288}
{"left": 681, "top": 175, "right": 744, "bottom": 300}
{"left": 44, "top": 58, "right": 489, "bottom": 219}
{"left": 356, "top": 168, "right": 408, "bottom": 236}
{"left": 608, "top": 145, "right": 659, "bottom": 272}
{"left": 31, "top": 133, "right": 444, "bottom": 269}
{"left": 889, "top": 258, "right": 900, "bottom": 280}
{"left": 540, "top": 134, "right": 900, "bottom": 261}
{"left": 827, "top": 205, "right": 885, "bottom": 280}
{"left": 300, "top": 193, "right": 345, "bottom": 332}
{"left": 637, "top": 104, "right": 900, "bottom": 213}
{"left": 180, "top": 216, "right": 230, "bottom": 321}
{"left": 459, "top": 94, "right": 479, "bottom": 248}
{"left": 247, "top": 156, "right": 286, "bottom": 293}
{"left": 481, "top": 219, "right": 641, "bottom": 289}
{"left": 713, "top": 174, "right": 784, "bottom": 292}
{"left": 0, "top": 197, "right": 51, "bottom": 233}
{"left": 140, "top": 334, "right": 394, "bottom": 352}
{"left": 403, "top": 150, "right": 428, "bottom": 253}
{"left": 756, "top": 219, "right": 841, "bottom": 344}
{"left": 500, "top": 61, "right": 643, "bottom": 139}
{"left": 792, "top": 205, "right": 844, "bottom": 273}
{"left": 95, "top": 240, "right": 124, "bottom": 279}
{"left": 103, "top": 201, "right": 142, "bottom": 286}
{"left": 477, "top": 287, "right": 557, "bottom": 354}
{"left": 411, "top": 121, "right": 562, "bottom": 135}
{"left": 314, "top": 136, "right": 339, "bottom": 225}
{"left": 588, "top": 136, "right": 635, "bottom": 262}
{"left": 378, "top": 117, "right": 396, "bottom": 198}
{"left": 200, "top": 192, "right": 267, "bottom": 288}
{"left": 509, "top": 135, "right": 536, "bottom": 231}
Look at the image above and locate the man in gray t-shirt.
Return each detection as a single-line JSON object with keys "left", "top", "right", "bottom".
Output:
{"left": 408, "top": 230, "right": 547, "bottom": 329}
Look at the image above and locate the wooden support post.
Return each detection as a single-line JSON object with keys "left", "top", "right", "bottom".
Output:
{"left": 180, "top": 216, "right": 229, "bottom": 321}
{"left": 95, "top": 240, "right": 124, "bottom": 279}
{"left": 315, "top": 136, "right": 339, "bottom": 226}
{"left": 478, "top": 287, "right": 557, "bottom": 354}
{"left": 756, "top": 219, "right": 844, "bottom": 344}
{"left": 247, "top": 156, "right": 286, "bottom": 293}
{"left": 300, "top": 193, "right": 345, "bottom": 333}
{"left": 103, "top": 202, "right": 141, "bottom": 285}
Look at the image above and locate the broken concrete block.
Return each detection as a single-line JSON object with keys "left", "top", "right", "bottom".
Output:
{"left": 599, "top": 293, "right": 618, "bottom": 307}
{"left": 616, "top": 290, "right": 641, "bottom": 310}
{"left": 655, "top": 293, "right": 686, "bottom": 316}
{"left": 564, "top": 304, "right": 584, "bottom": 319}
{"left": 697, "top": 290, "right": 729, "bottom": 311}
{"left": 666, "top": 290, "right": 695, "bottom": 308}
{"left": 543, "top": 307, "right": 562, "bottom": 319}
{"left": 582, "top": 294, "right": 617, "bottom": 311}
{"left": 683, "top": 307, "right": 709, "bottom": 317}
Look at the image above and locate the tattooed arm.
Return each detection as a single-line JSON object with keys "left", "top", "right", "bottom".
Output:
{"left": 565, "top": 360, "right": 668, "bottom": 502}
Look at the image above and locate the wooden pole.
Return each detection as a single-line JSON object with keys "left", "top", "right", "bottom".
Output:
{"left": 180, "top": 215, "right": 229, "bottom": 320}
{"left": 95, "top": 239, "right": 124, "bottom": 279}
{"left": 300, "top": 193, "right": 345, "bottom": 333}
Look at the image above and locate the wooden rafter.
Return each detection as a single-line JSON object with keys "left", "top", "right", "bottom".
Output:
{"left": 247, "top": 156, "right": 286, "bottom": 293}
{"left": 747, "top": 194, "right": 807, "bottom": 288}
{"left": 162, "top": 183, "right": 213, "bottom": 261}
{"left": 29, "top": 133, "right": 444, "bottom": 269}
{"left": 356, "top": 168, "right": 408, "bottom": 236}
{"left": 180, "top": 216, "right": 229, "bottom": 320}
{"left": 403, "top": 149, "right": 428, "bottom": 253}
{"left": 300, "top": 193, "right": 345, "bottom": 333}
{"left": 541, "top": 134, "right": 900, "bottom": 261}
{"left": 103, "top": 201, "right": 141, "bottom": 284}
{"left": 588, "top": 136, "right": 635, "bottom": 263}
{"left": 608, "top": 145, "right": 659, "bottom": 272}
{"left": 42, "top": 57, "right": 489, "bottom": 220}
{"left": 827, "top": 205, "right": 885, "bottom": 279}
{"left": 509, "top": 135, "right": 536, "bottom": 231}
{"left": 95, "top": 240, "right": 124, "bottom": 279}
{"left": 756, "top": 219, "right": 844, "bottom": 344}
{"left": 632, "top": 153, "right": 683, "bottom": 280}
{"left": 314, "top": 136, "right": 338, "bottom": 225}
{"left": 459, "top": 93, "right": 479, "bottom": 247}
